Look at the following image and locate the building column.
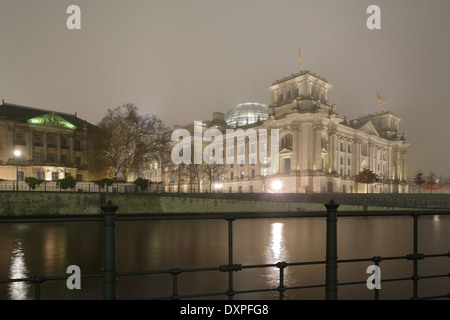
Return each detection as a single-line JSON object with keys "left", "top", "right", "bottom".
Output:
{"left": 43, "top": 132, "right": 48, "bottom": 161}
{"left": 291, "top": 126, "right": 301, "bottom": 172}
{"left": 69, "top": 135, "right": 74, "bottom": 163}
{"left": 400, "top": 149, "right": 406, "bottom": 181}
{"left": 27, "top": 129, "right": 33, "bottom": 161}
{"left": 313, "top": 124, "right": 322, "bottom": 172}
{"left": 300, "top": 122, "right": 313, "bottom": 172}
{"left": 56, "top": 135, "right": 61, "bottom": 163}
{"left": 328, "top": 128, "right": 337, "bottom": 174}
{"left": 353, "top": 138, "right": 361, "bottom": 176}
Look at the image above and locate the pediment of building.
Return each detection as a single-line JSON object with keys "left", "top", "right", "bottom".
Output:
{"left": 27, "top": 113, "right": 77, "bottom": 130}
{"left": 359, "top": 121, "right": 379, "bottom": 136}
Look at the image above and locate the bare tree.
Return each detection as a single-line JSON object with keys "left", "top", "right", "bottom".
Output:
{"left": 203, "top": 163, "right": 227, "bottom": 193}
{"left": 354, "top": 168, "right": 379, "bottom": 193}
{"left": 97, "top": 104, "right": 170, "bottom": 181}
{"left": 424, "top": 172, "right": 438, "bottom": 194}
{"left": 413, "top": 172, "right": 426, "bottom": 194}
{"left": 167, "top": 162, "right": 186, "bottom": 193}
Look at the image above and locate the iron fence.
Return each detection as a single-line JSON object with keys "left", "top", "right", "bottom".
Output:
{"left": 0, "top": 200, "right": 449, "bottom": 300}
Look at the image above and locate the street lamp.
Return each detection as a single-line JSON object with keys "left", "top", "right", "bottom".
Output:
{"left": 272, "top": 180, "right": 282, "bottom": 193}
{"left": 14, "top": 149, "right": 22, "bottom": 191}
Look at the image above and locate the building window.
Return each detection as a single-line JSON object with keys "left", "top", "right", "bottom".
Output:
{"left": 340, "top": 143, "right": 344, "bottom": 152}
{"left": 61, "top": 138, "right": 68, "bottom": 149}
{"left": 361, "top": 143, "right": 368, "bottom": 156}
{"left": 18, "top": 171, "right": 24, "bottom": 181}
{"left": 281, "top": 134, "right": 293, "bottom": 150}
{"left": 37, "top": 171, "right": 45, "bottom": 180}
{"left": 15, "top": 133, "right": 25, "bottom": 145}
{"left": 284, "top": 158, "right": 291, "bottom": 173}
{"left": 340, "top": 157, "right": 343, "bottom": 165}
{"left": 238, "top": 186, "right": 242, "bottom": 193}
{"left": 47, "top": 135, "right": 55, "bottom": 146}
{"left": 240, "top": 171, "right": 244, "bottom": 179}
{"left": 74, "top": 140, "right": 81, "bottom": 151}
{"left": 230, "top": 172, "right": 234, "bottom": 181}
{"left": 47, "top": 153, "right": 55, "bottom": 162}
{"left": 33, "top": 134, "right": 42, "bottom": 144}
{"left": 51, "top": 172, "right": 59, "bottom": 181}
{"left": 61, "top": 155, "right": 68, "bottom": 163}
{"left": 251, "top": 169, "right": 255, "bottom": 179}
{"left": 76, "top": 174, "right": 83, "bottom": 181}
{"left": 348, "top": 158, "right": 351, "bottom": 166}
{"left": 348, "top": 145, "right": 351, "bottom": 153}
{"left": 33, "top": 152, "right": 41, "bottom": 162}
{"left": 340, "top": 169, "right": 343, "bottom": 176}
{"left": 75, "top": 157, "right": 81, "bottom": 168}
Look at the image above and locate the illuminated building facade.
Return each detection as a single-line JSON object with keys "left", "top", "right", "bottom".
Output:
{"left": 168, "top": 70, "right": 410, "bottom": 193}
{"left": 0, "top": 101, "right": 97, "bottom": 182}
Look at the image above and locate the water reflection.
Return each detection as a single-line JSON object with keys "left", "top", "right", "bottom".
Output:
{"left": 8, "top": 241, "right": 30, "bottom": 300}
{"left": 270, "top": 223, "right": 284, "bottom": 261}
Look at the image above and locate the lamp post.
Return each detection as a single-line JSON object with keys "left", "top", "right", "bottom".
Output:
{"left": 14, "top": 149, "right": 21, "bottom": 191}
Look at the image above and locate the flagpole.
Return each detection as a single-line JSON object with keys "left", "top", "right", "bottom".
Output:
{"left": 298, "top": 49, "right": 302, "bottom": 71}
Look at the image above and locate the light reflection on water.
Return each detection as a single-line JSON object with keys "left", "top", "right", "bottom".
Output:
{"left": 269, "top": 223, "right": 284, "bottom": 262}
{"left": 8, "top": 241, "right": 30, "bottom": 300}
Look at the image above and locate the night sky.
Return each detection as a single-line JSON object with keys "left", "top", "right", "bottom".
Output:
{"left": 1, "top": 0, "right": 449, "bottom": 179}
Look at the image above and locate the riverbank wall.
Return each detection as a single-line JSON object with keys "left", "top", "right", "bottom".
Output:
{"left": 0, "top": 191, "right": 401, "bottom": 216}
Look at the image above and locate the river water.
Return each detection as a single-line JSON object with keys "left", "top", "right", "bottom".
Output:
{"left": 0, "top": 215, "right": 448, "bottom": 300}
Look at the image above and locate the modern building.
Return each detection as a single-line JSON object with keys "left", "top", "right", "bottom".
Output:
{"left": 0, "top": 101, "right": 98, "bottom": 183}
{"left": 167, "top": 70, "right": 410, "bottom": 193}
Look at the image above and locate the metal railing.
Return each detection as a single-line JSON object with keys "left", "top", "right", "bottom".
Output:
{"left": 0, "top": 200, "right": 449, "bottom": 300}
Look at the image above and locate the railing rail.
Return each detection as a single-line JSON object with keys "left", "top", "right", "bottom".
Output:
{"left": 0, "top": 201, "right": 449, "bottom": 300}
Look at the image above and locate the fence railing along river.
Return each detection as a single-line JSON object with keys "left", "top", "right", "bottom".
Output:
{"left": 0, "top": 198, "right": 448, "bottom": 300}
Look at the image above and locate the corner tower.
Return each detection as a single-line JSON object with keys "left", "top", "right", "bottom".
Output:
{"left": 268, "top": 71, "right": 333, "bottom": 119}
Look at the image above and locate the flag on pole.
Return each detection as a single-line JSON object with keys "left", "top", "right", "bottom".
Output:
{"left": 298, "top": 49, "right": 302, "bottom": 70}
{"left": 377, "top": 94, "right": 386, "bottom": 106}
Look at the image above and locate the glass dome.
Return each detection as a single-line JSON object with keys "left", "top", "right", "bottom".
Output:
{"left": 224, "top": 102, "right": 269, "bottom": 127}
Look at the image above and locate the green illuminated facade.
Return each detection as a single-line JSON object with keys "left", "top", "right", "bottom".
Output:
{"left": 0, "top": 101, "right": 98, "bottom": 182}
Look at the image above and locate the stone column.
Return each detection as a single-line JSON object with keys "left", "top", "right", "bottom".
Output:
{"left": 313, "top": 124, "right": 322, "bottom": 171}
{"left": 328, "top": 128, "right": 337, "bottom": 174}
{"left": 43, "top": 132, "right": 48, "bottom": 161}
{"left": 69, "top": 135, "right": 74, "bottom": 163}
{"left": 300, "top": 122, "right": 313, "bottom": 171}
{"left": 291, "top": 126, "right": 301, "bottom": 172}
{"left": 56, "top": 135, "right": 61, "bottom": 163}
{"left": 354, "top": 138, "right": 361, "bottom": 176}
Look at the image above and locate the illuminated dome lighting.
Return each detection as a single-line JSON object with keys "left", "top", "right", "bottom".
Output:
{"left": 224, "top": 102, "right": 269, "bottom": 127}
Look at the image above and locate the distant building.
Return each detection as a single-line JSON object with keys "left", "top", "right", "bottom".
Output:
{"left": 0, "top": 101, "right": 99, "bottom": 182}
{"left": 167, "top": 70, "right": 410, "bottom": 193}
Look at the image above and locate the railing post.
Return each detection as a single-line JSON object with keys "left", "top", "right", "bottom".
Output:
{"left": 325, "top": 199, "right": 339, "bottom": 300}
{"left": 101, "top": 200, "right": 118, "bottom": 300}
{"left": 412, "top": 213, "right": 420, "bottom": 299}
{"left": 225, "top": 215, "right": 236, "bottom": 300}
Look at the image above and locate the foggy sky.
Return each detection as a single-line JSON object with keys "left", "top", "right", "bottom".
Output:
{"left": 1, "top": 0, "right": 449, "bottom": 179}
